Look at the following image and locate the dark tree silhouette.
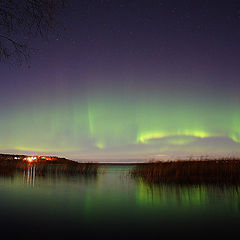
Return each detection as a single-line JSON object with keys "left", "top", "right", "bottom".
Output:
{"left": 0, "top": 0, "right": 66, "bottom": 64}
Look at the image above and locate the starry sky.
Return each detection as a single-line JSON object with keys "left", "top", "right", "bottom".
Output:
{"left": 1, "top": 0, "right": 240, "bottom": 161}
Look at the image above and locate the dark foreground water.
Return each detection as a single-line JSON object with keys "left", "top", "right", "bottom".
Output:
{"left": 0, "top": 165, "right": 240, "bottom": 239}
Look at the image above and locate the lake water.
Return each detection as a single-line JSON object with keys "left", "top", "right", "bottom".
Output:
{"left": 0, "top": 165, "right": 239, "bottom": 239}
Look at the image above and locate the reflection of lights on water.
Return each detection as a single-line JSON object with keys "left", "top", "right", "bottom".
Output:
{"left": 23, "top": 165, "right": 36, "bottom": 187}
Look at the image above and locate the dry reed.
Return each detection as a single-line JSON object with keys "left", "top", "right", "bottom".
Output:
{"left": 0, "top": 159, "right": 99, "bottom": 177}
{"left": 130, "top": 158, "right": 240, "bottom": 185}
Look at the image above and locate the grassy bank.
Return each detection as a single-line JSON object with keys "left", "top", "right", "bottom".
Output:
{"left": 130, "top": 158, "right": 240, "bottom": 185}
{"left": 0, "top": 159, "right": 99, "bottom": 177}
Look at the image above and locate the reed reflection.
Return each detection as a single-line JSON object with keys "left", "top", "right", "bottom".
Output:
{"left": 136, "top": 180, "right": 240, "bottom": 212}
{"left": 0, "top": 161, "right": 100, "bottom": 191}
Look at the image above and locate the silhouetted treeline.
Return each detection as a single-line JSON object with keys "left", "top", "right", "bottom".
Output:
{"left": 0, "top": 154, "right": 26, "bottom": 161}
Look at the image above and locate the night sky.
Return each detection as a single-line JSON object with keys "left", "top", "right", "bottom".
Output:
{"left": 1, "top": 0, "right": 240, "bottom": 161}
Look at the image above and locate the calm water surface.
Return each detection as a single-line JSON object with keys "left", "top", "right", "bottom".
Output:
{"left": 0, "top": 165, "right": 239, "bottom": 239}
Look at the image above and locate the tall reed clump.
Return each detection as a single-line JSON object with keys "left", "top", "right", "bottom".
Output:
{"left": 130, "top": 158, "right": 240, "bottom": 185}
{"left": 0, "top": 160, "right": 99, "bottom": 177}
{"left": 0, "top": 160, "right": 17, "bottom": 176}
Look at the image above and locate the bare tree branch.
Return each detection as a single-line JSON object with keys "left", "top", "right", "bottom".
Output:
{"left": 0, "top": 0, "right": 66, "bottom": 65}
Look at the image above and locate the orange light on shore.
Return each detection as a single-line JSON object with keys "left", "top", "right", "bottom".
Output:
{"left": 27, "top": 157, "right": 33, "bottom": 162}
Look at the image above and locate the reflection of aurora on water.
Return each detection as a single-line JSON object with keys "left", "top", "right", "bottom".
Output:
{"left": 1, "top": 164, "right": 240, "bottom": 240}
{"left": 136, "top": 181, "right": 240, "bottom": 212}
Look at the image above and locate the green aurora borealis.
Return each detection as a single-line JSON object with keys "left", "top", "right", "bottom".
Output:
{"left": 1, "top": 79, "right": 240, "bottom": 160}
{"left": 1, "top": 0, "right": 240, "bottom": 161}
